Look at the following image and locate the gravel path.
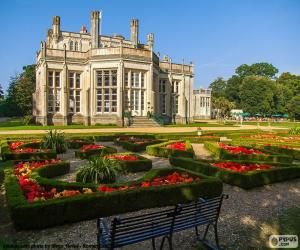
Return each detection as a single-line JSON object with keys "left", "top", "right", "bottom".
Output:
{"left": 191, "top": 143, "right": 213, "bottom": 160}
{"left": 1, "top": 142, "right": 300, "bottom": 250}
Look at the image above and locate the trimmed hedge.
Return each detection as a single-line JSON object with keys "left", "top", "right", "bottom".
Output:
{"left": 66, "top": 139, "right": 92, "bottom": 149}
{"left": 1, "top": 146, "right": 57, "bottom": 161}
{"left": 169, "top": 156, "right": 300, "bottom": 189}
{"left": 74, "top": 146, "right": 117, "bottom": 159}
{"left": 204, "top": 141, "right": 293, "bottom": 163}
{"left": 4, "top": 160, "right": 222, "bottom": 230}
{"left": 146, "top": 141, "right": 194, "bottom": 158}
{"left": 114, "top": 138, "right": 164, "bottom": 152}
{"left": 262, "top": 145, "right": 300, "bottom": 160}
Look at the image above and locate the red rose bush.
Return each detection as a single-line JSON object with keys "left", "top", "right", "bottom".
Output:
{"left": 211, "top": 162, "right": 273, "bottom": 173}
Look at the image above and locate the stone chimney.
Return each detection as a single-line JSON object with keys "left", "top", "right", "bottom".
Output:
{"left": 52, "top": 16, "right": 60, "bottom": 42}
{"left": 130, "top": 19, "right": 139, "bottom": 48}
{"left": 147, "top": 33, "right": 154, "bottom": 49}
{"left": 91, "top": 11, "right": 100, "bottom": 48}
{"left": 80, "top": 25, "right": 87, "bottom": 34}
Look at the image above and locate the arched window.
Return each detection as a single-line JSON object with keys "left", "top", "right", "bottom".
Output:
{"left": 70, "top": 41, "right": 74, "bottom": 51}
{"left": 74, "top": 41, "right": 78, "bottom": 51}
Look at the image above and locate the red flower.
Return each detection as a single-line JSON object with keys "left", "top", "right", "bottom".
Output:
{"left": 80, "top": 144, "right": 104, "bottom": 152}
{"left": 166, "top": 142, "right": 186, "bottom": 151}
{"left": 97, "top": 172, "right": 200, "bottom": 193}
{"left": 9, "top": 141, "right": 26, "bottom": 150}
{"left": 212, "top": 162, "right": 273, "bottom": 172}
{"left": 219, "top": 143, "right": 263, "bottom": 155}
{"left": 104, "top": 154, "right": 138, "bottom": 161}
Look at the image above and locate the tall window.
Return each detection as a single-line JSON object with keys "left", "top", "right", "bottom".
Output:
{"left": 70, "top": 41, "right": 74, "bottom": 51}
{"left": 131, "top": 71, "right": 140, "bottom": 87}
{"left": 125, "top": 71, "right": 129, "bottom": 86}
{"left": 172, "top": 80, "right": 180, "bottom": 114}
{"left": 141, "top": 73, "right": 145, "bottom": 88}
{"left": 159, "top": 79, "right": 167, "bottom": 114}
{"left": 69, "top": 72, "right": 81, "bottom": 113}
{"left": 96, "top": 69, "right": 118, "bottom": 113}
{"left": 74, "top": 41, "right": 78, "bottom": 51}
{"left": 48, "top": 71, "right": 61, "bottom": 113}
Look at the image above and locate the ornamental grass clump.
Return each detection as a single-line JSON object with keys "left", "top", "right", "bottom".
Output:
{"left": 43, "top": 129, "right": 68, "bottom": 154}
{"left": 77, "top": 157, "right": 122, "bottom": 184}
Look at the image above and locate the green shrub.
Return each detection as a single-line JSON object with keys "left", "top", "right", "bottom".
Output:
{"left": 1, "top": 146, "right": 57, "bottom": 161}
{"left": 204, "top": 141, "right": 293, "bottom": 163}
{"left": 43, "top": 130, "right": 67, "bottom": 153}
{"left": 288, "top": 127, "right": 300, "bottom": 135}
{"left": 76, "top": 157, "right": 122, "bottom": 184}
{"left": 114, "top": 138, "right": 164, "bottom": 152}
{"left": 4, "top": 163, "right": 222, "bottom": 230}
{"left": 74, "top": 146, "right": 117, "bottom": 159}
{"left": 146, "top": 141, "right": 194, "bottom": 158}
{"left": 169, "top": 156, "right": 300, "bottom": 189}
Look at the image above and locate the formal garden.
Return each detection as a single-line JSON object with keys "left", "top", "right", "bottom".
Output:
{"left": 0, "top": 128, "right": 299, "bottom": 249}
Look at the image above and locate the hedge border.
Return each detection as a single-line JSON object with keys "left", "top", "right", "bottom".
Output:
{"left": 1, "top": 146, "right": 57, "bottom": 162}
{"left": 146, "top": 140, "right": 194, "bottom": 158}
{"left": 204, "top": 141, "right": 293, "bottom": 163}
{"left": 4, "top": 161, "right": 222, "bottom": 230}
{"left": 169, "top": 156, "right": 300, "bottom": 189}
{"left": 114, "top": 138, "right": 164, "bottom": 152}
{"left": 74, "top": 146, "right": 117, "bottom": 159}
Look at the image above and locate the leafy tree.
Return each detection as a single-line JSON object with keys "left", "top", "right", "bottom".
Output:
{"left": 225, "top": 75, "right": 242, "bottom": 107}
{"left": 287, "top": 95, "right": 300, "bottom": 120}
{"left": 212, "top": 96, "right": 235, "bottom": 120}
{"left": 5, "top": 65, "right": 36, "bottom": 116}
{"left": 209, "top": 77, "right": 227, "bottom": 98}
{"left": 239, "top": 76, "right": 276, "bottom": 115}
{"left": 0, "top": 84, "right": 4, "bottom": 99}
{"left": 235, "top": 62, "right": 278, "bottom": 78}
{"left": 276, "top": 72, "right": 300, "bottom": 96}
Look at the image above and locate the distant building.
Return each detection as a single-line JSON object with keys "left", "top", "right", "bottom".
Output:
{"left": 33, "top": 11, "right": 195, "bottom": 126}
{"left": 192, "top": 88, "right": 211, "bottom": 119}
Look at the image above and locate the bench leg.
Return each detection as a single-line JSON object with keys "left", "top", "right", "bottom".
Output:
{"left": 199, "top": 223, "right": 221, "bottom": 250}
{"left": 159, "top": 235, "right": 173, "bottom": 250}
{"left": 152, "top": 238, "right": 157, "bottom": 250}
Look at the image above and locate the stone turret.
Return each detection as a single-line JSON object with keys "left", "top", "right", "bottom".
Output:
{"left": 91, "top": 11, "right": 100, "bottom": 48}
{"left": 147, "top": 33, "right": 154, "bottom": 49}
{"left": 52, "top": 16, "right": 60, "bottom": 43}
{"left": 130, "top": 19, "right": 139, "bottom": 48}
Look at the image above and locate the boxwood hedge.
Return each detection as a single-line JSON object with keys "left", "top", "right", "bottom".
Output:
{"left": 114, "top": 138, "right": 164, "bottom": 152}
{"left": 169, "top": 156, "right": 300, "bottom": 189}
{"left": 1, "top": 146, "right": 57, "bottom": 161}
{"left": 4, "top": 160, "right": 222, "bottom": 230}
{"left": 204, "top": 141, "right": 293, "bottom": 163}
{"left": 74, "top": 146, "right": 117, "bottom": 159}
{"left": 146, "top": 141, "right": 194, "bottom": 158}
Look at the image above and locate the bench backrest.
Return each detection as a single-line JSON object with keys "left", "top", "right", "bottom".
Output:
{"left": 108, "top": 205, "right": 182, "bottom": 247}
{"left": 173, "top": 194, "right": 228, "bottom": 232}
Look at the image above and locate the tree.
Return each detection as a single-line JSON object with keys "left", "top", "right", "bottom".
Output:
{"left": 235, "top": 62, "right": 278, "bottom": 78}
{"left": 287, "top": 95, "right": 300, "bottom": 120}
{"left": 212, "top": 96, "right": 235, "bottom": 120}
{"left": 239, "top": 76, "right": 276, "bottom": 115}
{"left": 225, "top": 75, "right": 242, "bottom": 108}
{"left": 209, "top": 77, "right": 227, "bottom": 98}
{"left": 0, "top": 84, "right": 4, "bottom": 99}
{"left": 276, "top": 72, "right": 300, "bottom": 96}
{"left": 5, "top": 65, "right": 36, "bottom": 116}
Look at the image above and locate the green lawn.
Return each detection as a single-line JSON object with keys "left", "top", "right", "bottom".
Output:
{"left": 242, "top": 121, "right": 300, "bottom": 128}
{"left": 165, "top": 122, "right": 237, "bottom": 127}
{"left": 0, "top": 117, "right": 120, "bottom": 130}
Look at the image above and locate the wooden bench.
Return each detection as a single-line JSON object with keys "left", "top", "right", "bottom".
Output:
{"left": 97, "top": 194, "right": 228, "bottom": 250}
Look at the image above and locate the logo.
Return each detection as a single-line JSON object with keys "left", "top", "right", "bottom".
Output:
{"left": 269, "top": 235, "right": 298, "bottom": 248}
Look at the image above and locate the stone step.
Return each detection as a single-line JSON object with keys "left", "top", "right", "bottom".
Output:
{"left": 129, "top": 117, "right": 161, "bottom": 127}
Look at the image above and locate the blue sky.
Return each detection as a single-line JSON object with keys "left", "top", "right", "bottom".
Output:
{"left": 0, "top": 0, "right": 299, "bottom": 92}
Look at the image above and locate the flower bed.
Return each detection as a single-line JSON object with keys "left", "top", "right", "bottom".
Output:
{"left": 114, "top": 136, "right": 163, "bottom": 152}
{"left": 74, "top": 144, "right": 117, "bottom": 159}
{"left": 211, "top": 162, "right": 273, "bottom": 172}
{"left": 204, "top": 141, "right": 293, "bottom": 163}
{"left": 66, "top": 139, "right": 92, "bottom": 149}
{"left": 169, "top": 156, "right": 300, "bottom": 189}
{"left": 4, "top": 162, "right": 222, "bottom": 230}
{"left": 102, "top": 153, "right": 152, "bottom": 172}
{"left": 146, "top": 141, "right": 194, "bottom": 158}
{"left": 1, "top": 144, "right": 57, "bottom": 161}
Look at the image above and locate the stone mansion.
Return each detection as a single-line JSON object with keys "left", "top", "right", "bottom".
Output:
{"left": 33, "top": 11, "right": 211, "bottom": 126}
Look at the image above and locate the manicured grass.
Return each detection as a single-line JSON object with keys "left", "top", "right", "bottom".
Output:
{"left": 242, "top": 121, "right": 300, "bottom": 128}
{"left": 0, "top": 118, "right": 120, "bottom": 130}
{"left": 165, "top": 122, "right": 236, "bottom": 127}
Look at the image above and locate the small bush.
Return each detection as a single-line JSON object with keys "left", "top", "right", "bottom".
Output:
{"left": 43, "top": 130, "right": 67, "bottom": 154}
{"left": 76, "top": 157, "right": 122, "bottom": 184}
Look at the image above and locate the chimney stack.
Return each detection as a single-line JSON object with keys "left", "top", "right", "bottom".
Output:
{"left": 80, "top": 25, "right": 87, "bottom": 34}
{"left": 52, "top": 16, "right": 60, "bottom": 42}
{"left": 130, "top": 19, "right": 139, "bottom": 48}
{"left": 91, "top": 11, "right": 100, "bottom": 48}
